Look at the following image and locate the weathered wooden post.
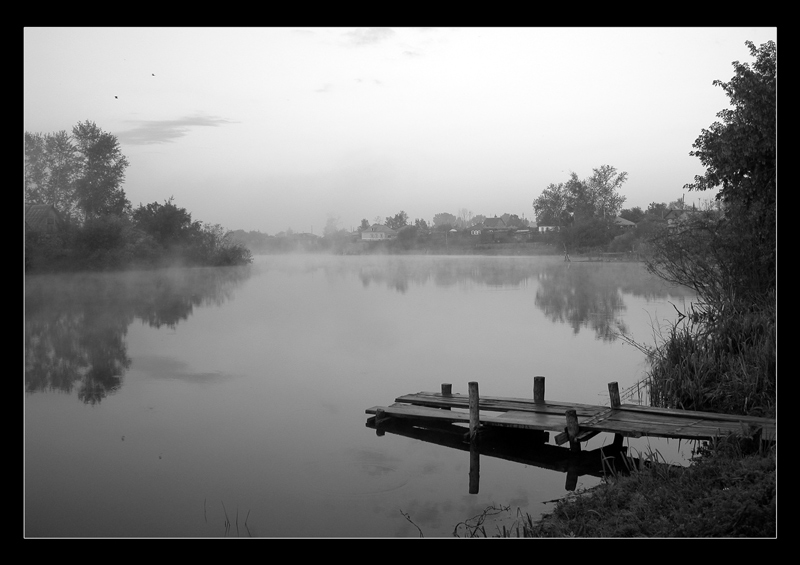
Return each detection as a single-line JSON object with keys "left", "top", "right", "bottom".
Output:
{"left": 565, "top": 461, "right": 578, "bottom": 491}
{"left": 608, "top": 382, "right": 624, "bottom": 449}
{"left": 469, "top": 381, "right": 480, "bottom": 442}
{"left": 441, "top": 383, "right": 452, "bottom": 410}
{"left": 608, "top": 382, "right": 621, "bottom": 409}
{"left": 533, "top": 376, "right": 545, "bottom": 404}
{"left": 565, "top": 409, "right": 581, "bottom": 453}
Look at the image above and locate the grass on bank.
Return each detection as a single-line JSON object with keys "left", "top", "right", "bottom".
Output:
{"left": 447, "top": 437, "right": 776, "bottom": 538}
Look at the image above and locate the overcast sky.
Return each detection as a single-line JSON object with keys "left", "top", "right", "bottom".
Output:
{"left": 24, "top": 27, "right": 777, "bottom": 234}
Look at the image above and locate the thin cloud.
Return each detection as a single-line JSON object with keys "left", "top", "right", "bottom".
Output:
{"left": 117, "top": 114, "right": 238, "bottom": 145}
{"left": 344, "top": 27, "right": 394, "bottom": 46}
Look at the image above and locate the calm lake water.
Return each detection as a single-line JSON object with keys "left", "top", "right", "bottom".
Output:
{"left": 25, "top": 254, "right": 697, "bottom": 537}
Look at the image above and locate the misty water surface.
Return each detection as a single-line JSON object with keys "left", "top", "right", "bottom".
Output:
{"left": 25, "top": 254, "right": 696, "bottom": 537}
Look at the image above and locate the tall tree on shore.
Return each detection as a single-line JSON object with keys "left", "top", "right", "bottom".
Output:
{"left": 24, "top": 130, "right": 81, "bottom": 220}
{"left": 25, "top": 121, "right": 131, "bottom": 222}
{"left": 587, "top": 165, "right": 628, "bottom": 219}
{"left": 533, "top": 167, "right": 627, "bottom": 226}
{"left": 432, "top": 212, "right": 457, "bottom": 229}
{"left": 532, "top": 182, "right": 567, "bottom": 226}
{"left": 385, "top": 211, "right": 409, "bottom": 230}
{"left": 647, "top": 40, "right": 777, "bottom": 302}
{"left": 684, "top": 40, "right": 776, "bottom": 244}
{"left": 71, "top": 120, "right": 131, "bottom": 219}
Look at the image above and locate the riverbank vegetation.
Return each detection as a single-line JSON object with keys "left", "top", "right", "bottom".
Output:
{"left": 491, "top": 439, "right": 775, "bottom": 538}
{"left": 24, "top": 121, "right": 252, "bottom": 273}
{"left": 515, "top": 39, "right": 776, "bottom": 538}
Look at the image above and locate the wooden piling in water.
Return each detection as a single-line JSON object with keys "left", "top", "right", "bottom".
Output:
{"left": 608, "top": 381, "right": 621, "bottom": 409}
{"left": 441, "top": 383, "right": 452, "bottom": 410}
{"left": 469, "top": 382, "right": 480, "bottom": 441}
{"left": 534, "top": 376, "right": 545, "bottom": 403}
{"left": 469, "top": 438, "right": 480, "bottom": 494}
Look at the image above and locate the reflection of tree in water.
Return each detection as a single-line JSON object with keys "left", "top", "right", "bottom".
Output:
{"left": 535, "top": 264, "right": 629, "bottom": 341}
{"left": 351, "top": 256, "right": 692, "bottom": 342}
{"left": 25, "top": 266, "right": 250, "bottom": 403}
{"left": 356, "top": 256, "right": 534, "bottom": 293}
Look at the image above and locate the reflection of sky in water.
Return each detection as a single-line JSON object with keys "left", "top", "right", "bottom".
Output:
{"left": 133, "top": 355, "right": 234, "bottom": 383}
{"left": 25, "top": 255, "right": 696, "bottom": 537}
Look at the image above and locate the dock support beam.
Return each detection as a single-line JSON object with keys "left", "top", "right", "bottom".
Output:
{"left": 374, "top": 408, "right": 386, "bottom": 437}
{"left": 565, "top": 409, "right": 581, "bottom": 453}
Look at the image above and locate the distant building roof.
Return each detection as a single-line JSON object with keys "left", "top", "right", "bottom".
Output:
{"left": 367, "top": 224, "right": 398, "bottom": 234}
{"left": 25, "top": 204, "right": 64, "bottom": 232}
{"left": 484, "top": 217, "right": 507, "bottom": 229}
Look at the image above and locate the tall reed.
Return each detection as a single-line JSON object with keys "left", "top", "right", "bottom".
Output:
{"left": 643, "top": 294, "right": 775, "bottom": 417}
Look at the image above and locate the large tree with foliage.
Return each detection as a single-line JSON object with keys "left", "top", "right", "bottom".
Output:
{"left": 684, "top": 40, "right": 776, "bottom": 238}
{"left": 587, "top": 165, "right": 627, "bottom": 219}
{"left": 132, "top": 198, "right": 198, "bottom": 249}
{"left": 24, "top": 130, "right": 81, "bottom": 220}
{"left": 25, "top": 121, "right": 131, "bottom": 222}
{"left": 533, "top": 167, "right": 628, "bottom": 228}
{"left": 385, "top": 211, "right": 409, "bottom": 230}
{"left": 647, "top": 40, "right": 776, "bottom": 303}
{"left": 532, "top": 182, "right": 568, "bottom": 226}
{"left": 132, "top": 198, "right": 251, "bottom": 266}
{"left": 432, "top": 212, "right": 457, "bottom": 229}
{"left": 71, "top": 120, "right": 131, "bottom": 219}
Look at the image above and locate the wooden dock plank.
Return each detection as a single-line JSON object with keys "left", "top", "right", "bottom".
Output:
{"left": 366, "top": 404, "right": 471, "bottom": 424}
{"left": 619, "top": 403, "right": 775, "bottom": 425}
{"left": 395, "top": 392, "right": 606, "bottom": 418}
{"left": 485, "top": 410, "right": 573, "bottom": 430}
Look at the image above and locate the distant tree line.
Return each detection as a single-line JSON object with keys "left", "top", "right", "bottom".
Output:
{"left": 25, "top": 121, "right": 252, "bottom": 272}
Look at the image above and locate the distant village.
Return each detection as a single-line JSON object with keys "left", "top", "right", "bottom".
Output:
{"left": 225, "top": 203, "right": 717, "bottom": 256}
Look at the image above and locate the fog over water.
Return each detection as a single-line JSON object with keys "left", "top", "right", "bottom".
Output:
{"left": 25, "top": 254, "right": 696, "bottom": 537}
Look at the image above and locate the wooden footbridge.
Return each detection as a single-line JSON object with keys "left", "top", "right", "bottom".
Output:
{"left": 366, "top": 378, "right": 776, "bottom": 452}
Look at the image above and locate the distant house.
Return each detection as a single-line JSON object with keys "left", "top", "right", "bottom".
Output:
{"left": 663, "top": 208, "right": 702, "bottom": 227}
{"left": 483, "top": 217, "right": 507, "bottom": 231}
{"left": 361, "top": 224, "right": 398, "bottom": 241}
{"left": 470, "top": 223, "right": 485, "bottom": 236}
{"left": 613, "top": 216, "right": 637, "bottom": 230}
{"left": 537, "top": 225, "right": 559, "bottom": 233}
{"left": 25, "top": 204, "right": 64, "bottom": 234}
